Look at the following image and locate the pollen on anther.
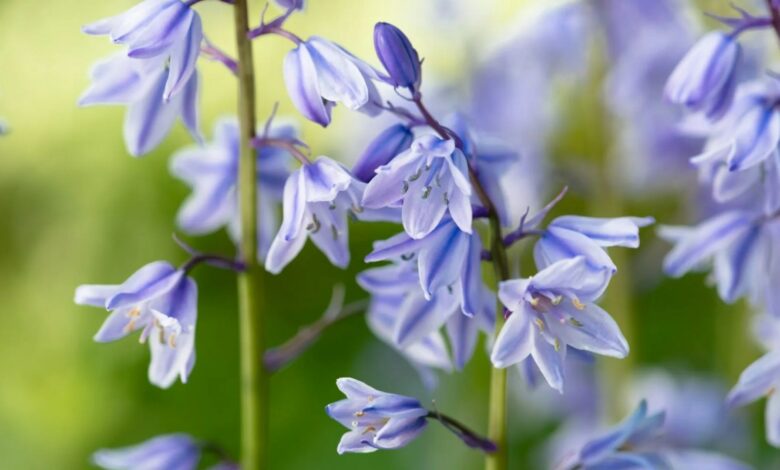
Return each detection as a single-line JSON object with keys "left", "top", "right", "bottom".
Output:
{"left": 572, "top": 297, "right": 585, "bottom": 310}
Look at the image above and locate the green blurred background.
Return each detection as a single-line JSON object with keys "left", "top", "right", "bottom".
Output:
{"left": 0, "top": 0, "right": 770, "bottom": 468}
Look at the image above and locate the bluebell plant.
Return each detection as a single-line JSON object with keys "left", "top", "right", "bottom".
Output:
{"left": 71, "top": 0, "right": 772, "bottom": 468}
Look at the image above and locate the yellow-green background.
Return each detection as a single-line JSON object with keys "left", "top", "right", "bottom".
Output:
{"left": 0, "top": 0, "right": 771, "bottom": 468}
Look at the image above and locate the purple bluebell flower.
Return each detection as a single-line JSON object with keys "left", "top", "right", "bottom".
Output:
{"left": 83, "top": 0, "right": 203, "bottom": 102}
{"left": 266, "top": 157, "right": 385, "bottom": 273}
{"left": 534, "top": 215, "right": 654, "bottom": 295}
{"left": 492, "top": 257, "right": 628, "bottom": 392}
{"left": 728, "top": 350, "right": 780, "bottom": 446}
{"left": 275, "top": 0, "right": 304, "bottom": 10}
{"left": 92, "top": 433, "right": 201, "bottom": 470}
{"left": 74, "top": 261, "right": 197, "bottom": 388}
{"left": 362, "top": 135, "right": 472, "bottom": 239}
{"left": 283, "top": 37, "right": 381, "bottom": 127}
{"left": 554, "top": 400, "right": 669, "bottom": 470}
{"left": 358, "top": 263, "right": 453, "bottom": 382}
{"left": 352, "top": 124, "right": 414, "bottom": 183}
{"left": 170, "top": 118, "right": 293, "bottom": 259}
{"left": 665, "top": 31, "right": 740, "bottom": 120}
{"left": 373, "top": 22, "right": 421, "bottom": 92}
{"left": 80, "top": 53, "right": 200, "bottom": 156}
{"left": 325, "top": 377, "right": 428, "bottom": 454}
{"left": 659, "top": 211, "right": 775, "bottom": 306}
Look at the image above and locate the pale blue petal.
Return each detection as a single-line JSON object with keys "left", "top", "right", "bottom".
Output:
{"left": 727, "top": 351, "right": 780, "bottom": 407}
{"left": 279, "top": 169, "right": 307, "bottom": 241}
{"left": 264, "top": 222, "right": 308, "bottom": 274}
{"left": 336, "top": 429, "right": 377, "bottom": 454}
{"left": 126, "top": 4, "right": 192, "bottom": 59}
{"left": 446, "top": 312, "right": 478, "bottom": 370}
{"left": 307, "top": 37, "right": 369, "bottom": 110}
{"left": 531, "top": 333, "right": 565, "bottom": 393}
{"left": 728, "top": 106, "right": 780, "bottom": 172}
{"left": 362, "top": 146, "right": 422, "bottom": 208}
{"left": 581, "top": 400, "right": 648, "bottom": 464}
{"left": 374, "top": 417, "right": 427, "bottom": 450}
{"left": 123, "top": 70, "right": 179, "bottom": 156}
{"left": 767, "top": 391, "right": 780, "bottom": 446}
{"left": 283, "top": 45, "right": 332, "bottom": 126}
{"left": 550, "top": 216, "right": 654, "bottom": 248}
{"left": 79, "top": 55, "right": 145, "bottom": 106}
{"left": 163, "top": 13, "right": 202, "bottom": 100}
{"left": 460, "top": 230, "right": 484, "bottom": 317}
{"left": 550, "top": 302, "right": 628, "bottom": 358}
{"left": 302, "top": 157, "right": 352, "bottom": 202}
{"left": 417, "top": 223, "right": 470, "bottom": 299}
{"left": 106, "top": 261, "right": 181, "bottom": 309}
{"left": 394, "top": 289, "right": 458, "bottom": 348}
{"left": 335, "top": 377, "right": 383, "bottom": 400}
{"left": 491, "top": 304, "right": 533, "bottom": 368}
{"left": 74, "top": 284, "right": 118, "bottom": 307}
{"left": 92, "top": 433, "right": 199, "bottom": 470}
{"left": 713, "top": 225, "right": 765, "bottom": 303}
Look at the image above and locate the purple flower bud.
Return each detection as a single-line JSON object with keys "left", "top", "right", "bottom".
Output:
{"left": 665, "top": 32, "right": 740, "bottom": 120}
{"left": 374, "top": 22, "right": 421, "bottom": 91}
{"left": 352, "top": 124, "right": 413, "bottom": 182}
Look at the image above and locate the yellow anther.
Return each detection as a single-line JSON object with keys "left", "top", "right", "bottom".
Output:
{"left": 572, "top": 297, "right": 585, "bottom": 310}
{"left": 568, "top": 317, "right": 584, "bottom": 327}
{"left": 354, "top": 411, "right": 365, "bottom": 417}
{"left": 533, "top": 318, "right": 545, "bottom": 331}
{"left": 553, "top": 338, "right": 561, "bottom": 351}
{"left": 551, "top": 295, "right": 563, "bottom": 305}
{"left": 168, "top": 333, "right": 177, "bottom": 348}
{"left": 128, "top": 307, "right": 141, "bottom": 318}
{"left": 362, "top": 426, "right": 376, "bottom": 435}
{"left": 123, "top": 318, "right": 137, "bottom": 333}
{"left": 529, "top": 297, "right": 540, "bottom": 308}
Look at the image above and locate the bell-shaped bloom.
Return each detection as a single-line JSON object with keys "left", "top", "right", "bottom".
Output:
{"left": 728, "top": 351, "right": 780, "bottom": 446}
{"left": 363, "top": 135, "right": 473, "bottom": 239}
{"left": 352, "top": 124, "right": 414, "bottom": 183}
{"left": 83, "top": 0, "right": 203, "bottom": 101}
{"left": 266, "top": 157, "right": 381, "bottom": 273}
{"left": 283, "top": 36, "right": 381, "bottom": 127}
{"left": 74, "top": 261, "right": 197, "bottom": 388}
{"left": 93, "top": 433, "right": 201, "bottom": 470}
{"left": 555, "top": 400, "right": 669, "bottom": 470}
{"left": 358, "top": 258, "right": 493, "bottom": 372}
{"left": 659, "top": 211, "right": 771, "bottom": 305}
{"left": 80, "top": 53, "right": 200, "bottom": 156}
{"left": 665, "top": 31, "right": 740, "bottom": 120}
{"left": 171, "top": 118, "right": 293, "bottom": 258}
{"left": 492, "top": 257, "right": 628, "bottom": 392}
{"left": 534, "top": 215, "right": 653, "bottom": 297}
{"left": 358, "top": 264, "right": 452, "bottom": 387}
{"left": 326, "top": 378, "right": 428, "bottom": 454}
{"left": 373, "top": 22, "right": 421, "bottom": 91}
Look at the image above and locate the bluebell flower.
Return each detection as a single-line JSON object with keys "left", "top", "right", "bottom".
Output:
{"left": 325, "top": 377, "right": 428, "bottom": 454}
{"left": 362, "top": 135, "right": 473, "bottom": 239}
{"left": 93, "top": 433, "right": 201, "bottom": 470}
{"left": 373, "top": 22, "right": 421, "bottom": 92}
{"left": 80, "top": 53, "right": 200, "bottom": 156}
{"left": 492, "top": 257, "right": 628, "bottom": 392}
{"left": 555, "top": 400, "right": 669, "bottom": 470}
{"left": 665, "top": 31, "right": 740, "bottom": 120}
{"left": 659, "top": 211, "right": 780, "bottom": 309}
{"left": 352, "top": 124, "right": 414, "bottom": 183}
{"left": 358, "top": 263, "right": 453, "bottom": 384}
{"left": 690, "top": 79, "right": 780, "bottom": 173}
{"left": 171, "top": 117, "right": 293, "bottom": 259}
{"left": 275, "top": 0, "right": 305, "bottom": 10}
{"left": 728, "top": 350, "right": 780, "bottom": 446}
{"left": 74, "top": 261, "right": 197, "bottom": 388}
{"left": 283, "top": 36, "right": 381, "bottom": 127}
{"left": 534, "top": 215, "right": 654, "bottom": 296}
{"left": 266, "top": 157, "right": 389, "bottom": 273}
{"left": 358, "top": 256, "right": 493, "bottom": 371}
{"left": 83, "top": 0, "right": 203, "bottom": 102}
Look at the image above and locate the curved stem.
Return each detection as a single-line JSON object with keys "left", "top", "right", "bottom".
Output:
{"left": 765, "top": 0, "right": 780, "bottom": 40}
{"left": 233, "top": 1, "right": 268, "bottom": 469}
{"left": 426, "top": 411, "right": 497, "bottom": 453}
{"left": 411, "top": 93, "right": 511, "bottom": 470}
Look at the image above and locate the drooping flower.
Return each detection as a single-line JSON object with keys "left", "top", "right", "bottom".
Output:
{"left": 534, "top": 215, "right": 654, "bottom": 295}
{"left": 492, "top": 257, "right": 628, "bottom": 392}
{"left": 83, "top": 0, "right": 203, "bottom": 102}
{"left": 352, "top": 124, "right": 414, "bottom": 183}
{"left": 665, "top": 31, "right": 740, "bottom": 120}
{"left": 266, "top": 157, "right": 389, "bottom": 273}
{"left": 93, "top": 433, "right": 202, "bottom": 470}
{"left": 325, "top": 378, "right": 428, "bottom": 454}
{"left": 373, "top": 22, "right": 421, "bottom": 92}
{"left": 659, "top": 211, "right": 780, "bottom": 311}
{"left": 79, "top": 53, "right": 200, "bottom": 156}
{"left": 283, "top": 36, "right": 382, "bottom": 127}
{"left": 362, "top": 135, "right": 473, "bottom": 239}
{"left": 554, "top": 400, "right": 669, "bottom": 469}
{"left": 74, "top": 261, "right": 197, "bottom": 388}
{"left": 170, "top": 117, "right": 293, "bottom": 258}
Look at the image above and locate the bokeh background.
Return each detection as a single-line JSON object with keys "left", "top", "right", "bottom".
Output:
{"left": 0, "top": 0, "right": 774, "bottom": 468}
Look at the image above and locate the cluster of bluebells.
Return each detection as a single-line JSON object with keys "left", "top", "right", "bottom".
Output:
{"left": 659, "top": 0, "right": 780, "bottom": 447}
{"left": 75, "top": 0, "right": 772, "bottom": 467}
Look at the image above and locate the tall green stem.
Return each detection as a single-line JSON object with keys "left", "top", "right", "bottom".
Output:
{"left": 472, "top": 173, "right": 511, "bottom": 470}
{"left": 233, "top": 1, "right": 268, "bottom": 469}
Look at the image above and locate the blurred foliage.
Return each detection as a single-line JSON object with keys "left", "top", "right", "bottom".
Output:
{"left": 0, "top": 0, "right": 772, "bottom": 468}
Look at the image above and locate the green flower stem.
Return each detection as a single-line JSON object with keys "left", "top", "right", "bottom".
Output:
{"left": 233, "top": 1, "right": 269, "bottom": 469}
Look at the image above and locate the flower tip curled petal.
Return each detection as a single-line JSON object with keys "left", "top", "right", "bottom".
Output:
{"left": 373, "top": 22, "right": 422, "bottom": 91}
{"left": 162, "top": 12, "right": 203, "bottom": 102}
{"left": 306, "top": 37, "right": 371, "bottom": 111}
{"left": 726, "top": 351, "right": 780, "bottom": 409}
{"left": 665, "top": 31, "right": 740, "bottom": 117}
{"left": 726, "top": 104, "right": 780, "bottom": 172}
{"left": 283, "top": 44, "right": 332, "bottom": 127}
{"left": 352, "top": 124, "right": 414, "bottom": 183}
{"left": 303, "top": 157, "right": 353, "bottom": 202}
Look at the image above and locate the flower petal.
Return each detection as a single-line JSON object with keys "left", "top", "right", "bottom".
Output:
{"left": 283, "top": 44, "right": 332, "bottom": 126}
{"left": 491, "top": 305, "right": 534, "bottom": 368}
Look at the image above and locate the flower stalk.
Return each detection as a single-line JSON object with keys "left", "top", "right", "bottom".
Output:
{"left": 233, "top": 0, "right": 269, "bottom": 468}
